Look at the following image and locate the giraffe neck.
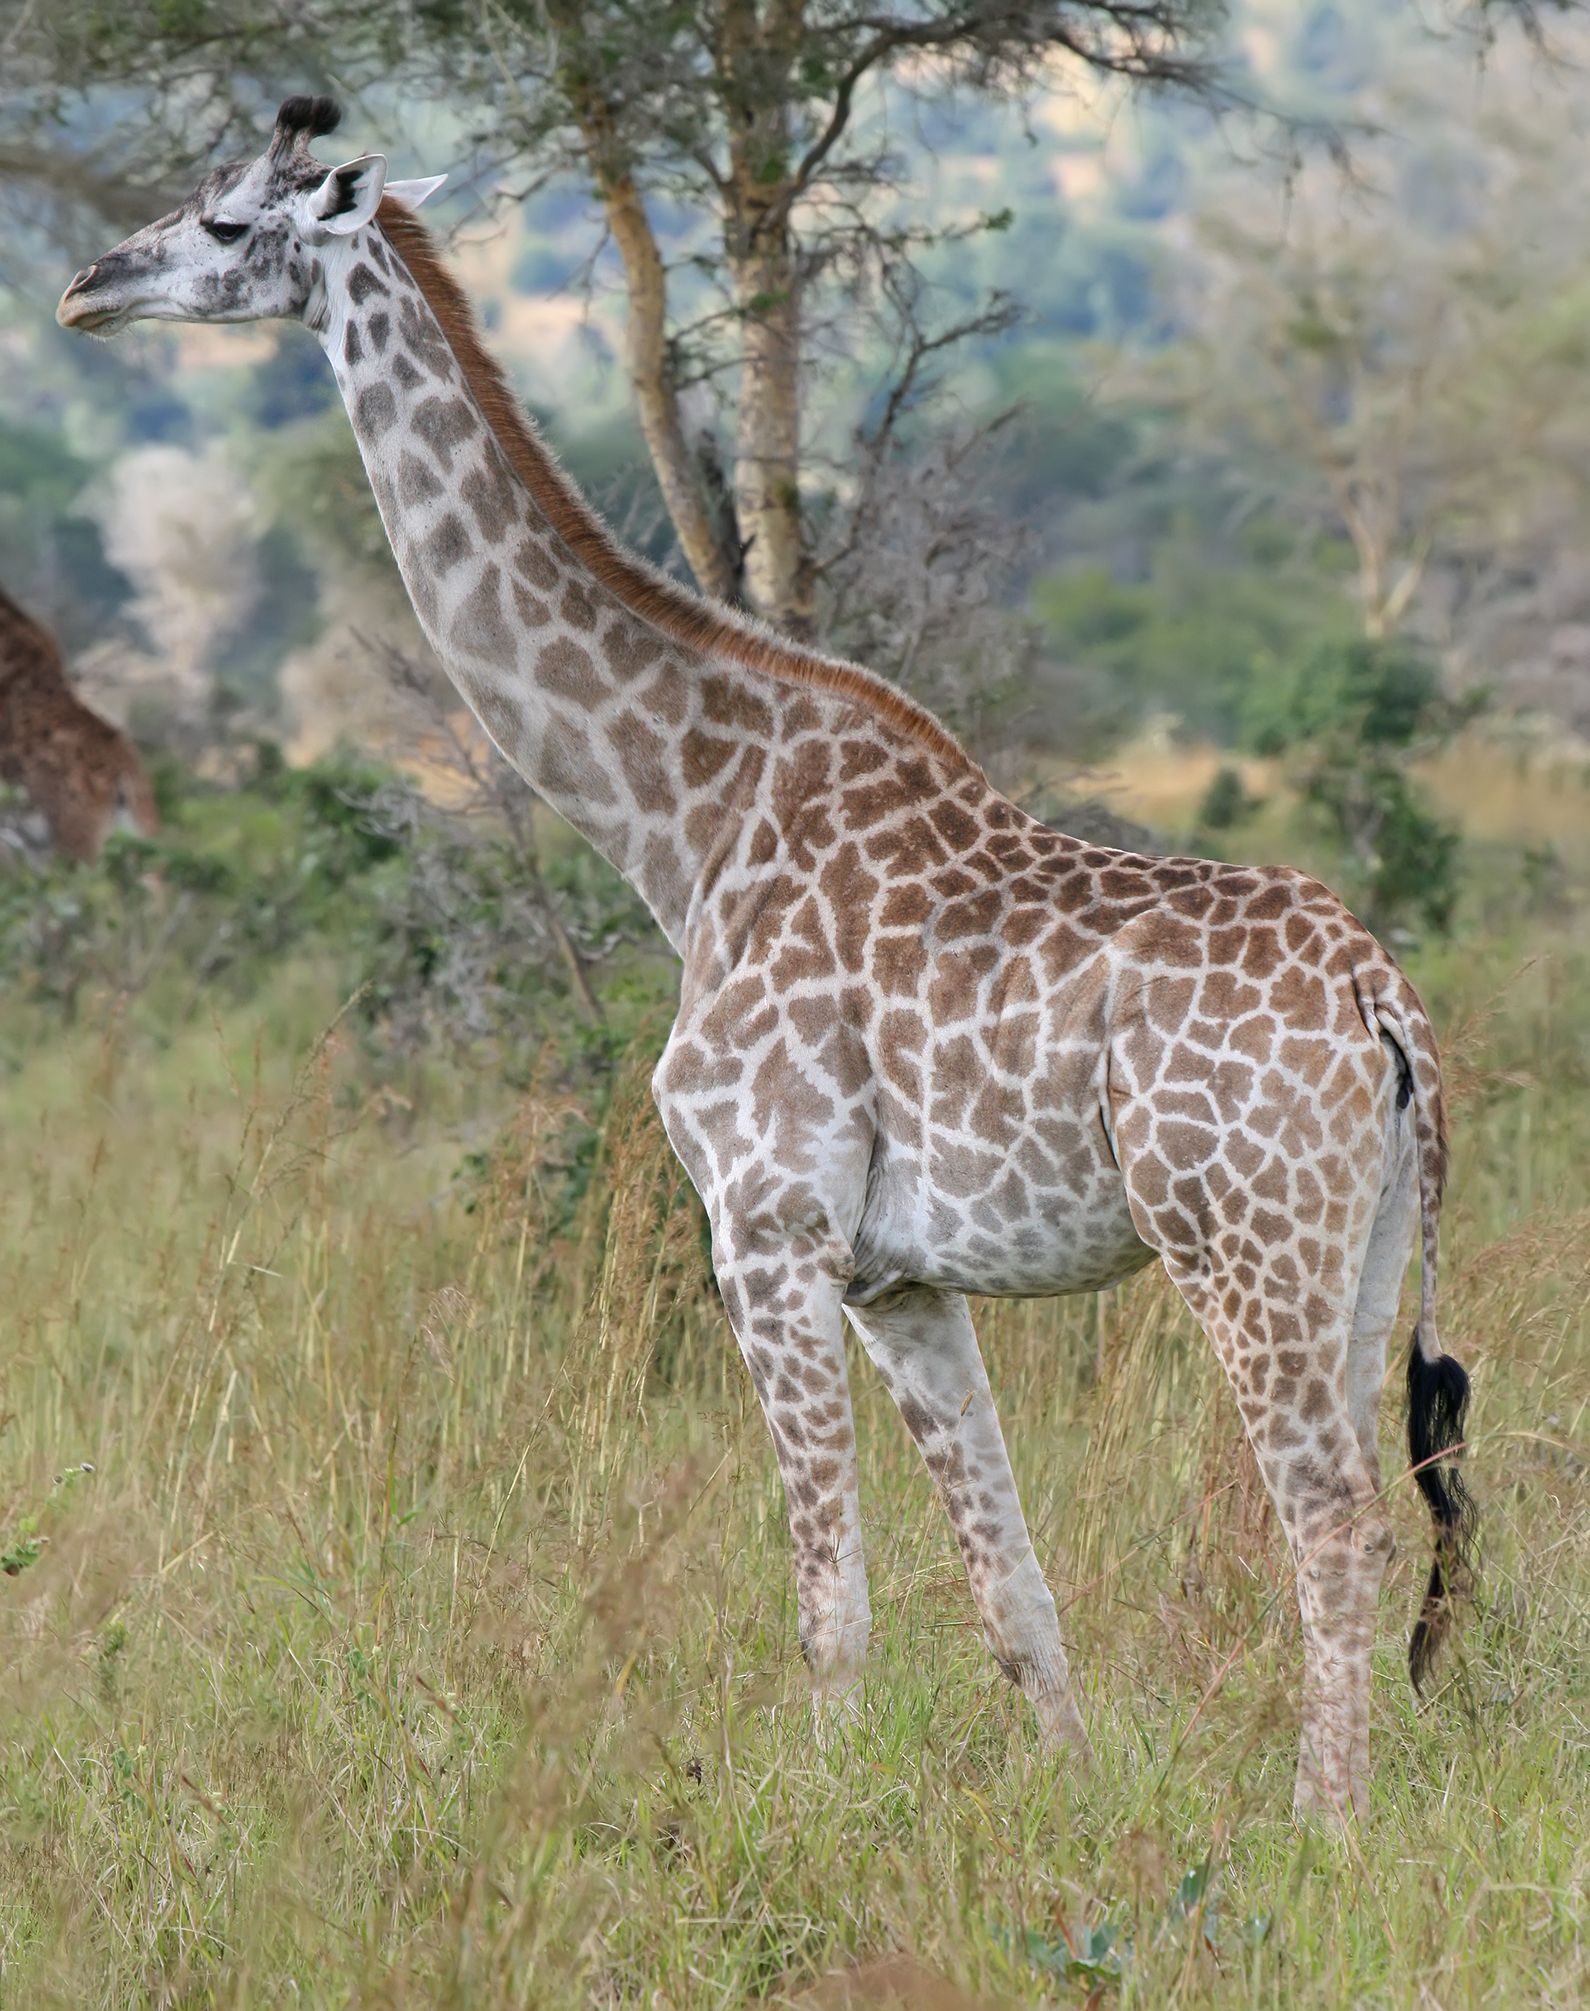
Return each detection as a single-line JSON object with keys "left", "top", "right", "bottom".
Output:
{"left": 313, "top": 219, "right": 769, "bottom": 949}
{"left": 0, "top": 591, "right": 61, "bottom": 695}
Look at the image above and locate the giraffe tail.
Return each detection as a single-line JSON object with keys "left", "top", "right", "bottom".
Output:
{"left": 1375, "top": 980, "right": 1477, "bottom": 1693}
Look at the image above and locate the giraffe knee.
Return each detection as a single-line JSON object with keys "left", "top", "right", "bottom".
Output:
{"left": 979, "top": 1550, "right": 1066, "bottom": 1691}
{"left": 1297, "top": 1508, "right": 1394, "bottom": 1623}
{"left": 1322, "top": 1509, "right": 1394, "bottom": 1571}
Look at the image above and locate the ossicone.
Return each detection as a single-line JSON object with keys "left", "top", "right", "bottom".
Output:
{"left": 274, "top": 94, "right": 343, "bottom": 144}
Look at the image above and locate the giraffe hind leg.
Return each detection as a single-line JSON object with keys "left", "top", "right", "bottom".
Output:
{"left": 1111, "top": 1021, "right": 1403, "bottom": 1821}
{"left": 1157, "top": 1244, "right": 1395, "bottom": 1822}
{"left": 844, "top": 1286, "right": 1092, "bottom": 1757}
{"left": 1346, "top": 1122, "right": 1421, "bottom": 1491}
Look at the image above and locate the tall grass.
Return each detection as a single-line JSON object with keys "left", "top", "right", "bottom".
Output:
{"left": 1, "top": 918, "right": 1586, "bottom": 2007}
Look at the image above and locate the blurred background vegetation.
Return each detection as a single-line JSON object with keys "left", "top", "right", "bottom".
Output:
{"left": 2, "top": 1, "right": 1585, "bottom": 985}
{"left": 1, "top": 4, "right": 1587, "bottom": 2005}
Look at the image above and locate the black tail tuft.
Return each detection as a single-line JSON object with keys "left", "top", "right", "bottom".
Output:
{"left": 1407, "top": 1334, "right": 1477, "bottom": 1692}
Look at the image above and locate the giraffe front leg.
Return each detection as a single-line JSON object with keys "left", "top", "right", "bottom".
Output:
{"left": 715, "top": 1237, "right": 871, "bottom": 1724}
{"left": 845, "top": 1287, "right": 1092, "bottom": 1758}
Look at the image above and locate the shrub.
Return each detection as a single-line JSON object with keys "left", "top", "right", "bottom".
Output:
{"left": 1193, "top": 764, "right": 1261, "bottom": 834}
{"left": 0, "top": 749, "right": 659, "bottom": 1049}
{"left": 1240, "top": 637, "right": 1473, "bottom": 937}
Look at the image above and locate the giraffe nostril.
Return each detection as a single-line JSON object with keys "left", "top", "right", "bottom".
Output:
{"left": 64, "top": 264, "right": 98, "bottom": 298}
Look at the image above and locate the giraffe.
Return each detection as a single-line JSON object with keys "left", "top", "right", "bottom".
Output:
{"left": 58, "top": 96, "right": 1477, "bottom": 1821}
{"left": 0, "top": 585, "right": 160, "bottom": 864}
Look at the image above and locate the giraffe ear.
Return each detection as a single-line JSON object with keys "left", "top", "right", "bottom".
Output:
{"left": 384, "top": 174, "right": 447, "bottom": 212}
{"left": 308, "top": 153, "right": 387, "bottom": 236}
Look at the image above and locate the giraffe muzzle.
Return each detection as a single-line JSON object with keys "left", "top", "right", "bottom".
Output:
{"left": 57, "top": 254, "right": 141, "bottom": 334}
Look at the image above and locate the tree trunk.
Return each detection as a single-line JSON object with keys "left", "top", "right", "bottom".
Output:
{"left": 729, "top": 228, "right": 811, "bottom": 634}
{"left": 722, "top": 0, "right": 813, "bottom": 638}
{"left": 598, "top": 158, "right": 744, "bottom": 607}
{"left": 548, "top": 3, "right": 742, "bottom": 608}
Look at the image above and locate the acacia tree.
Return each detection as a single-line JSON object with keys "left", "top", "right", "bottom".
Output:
{"left": 4, "top": 1, "right": 1557, "bottom": 656}
{"left": 1137, "top": 31, "right": 1590, "bottom": 931}
{"left": 516, "top": 2, "right": 1232, "bottom": 633}
{"left": 5, "top": 1, "right": 1227, "bottom": 638}
{"left": 1160, "top": 28, "right": 1590, "bottom": 653}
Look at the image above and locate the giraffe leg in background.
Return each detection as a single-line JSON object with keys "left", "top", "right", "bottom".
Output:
{"left": 845, "top": 1286, "right": 1091, "bottom": 1755}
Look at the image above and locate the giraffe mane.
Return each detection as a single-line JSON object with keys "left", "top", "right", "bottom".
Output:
{"left": 373, "top": 197, "right": 976, "bottom": 772}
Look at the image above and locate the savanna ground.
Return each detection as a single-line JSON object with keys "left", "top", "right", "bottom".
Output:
{"left": 1, "top": 737, "right": 1586, "bottom": 2009}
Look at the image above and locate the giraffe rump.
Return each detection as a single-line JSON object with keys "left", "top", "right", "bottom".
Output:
{"left": 1407, "top": 1341, "right": 1477, "bottom": 1691}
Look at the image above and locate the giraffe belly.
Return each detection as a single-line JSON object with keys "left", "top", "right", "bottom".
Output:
{"left": 848, "top": 1130, "right": 1153, "bottom": 1304}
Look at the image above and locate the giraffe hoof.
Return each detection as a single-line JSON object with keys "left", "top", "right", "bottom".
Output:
{"left": 810, "top": 1679, "right": 865, "bottom": 1747}
{"left": 1031, "top": 1689, "right": 1095, "bottom": 1764}
{"left": 1291, "top": 1776, "right": 1360, "bottom": 1830}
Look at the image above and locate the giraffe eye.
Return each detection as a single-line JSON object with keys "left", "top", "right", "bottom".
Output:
{"left": 202, "top": 217, "right": 248, "bottom": 244}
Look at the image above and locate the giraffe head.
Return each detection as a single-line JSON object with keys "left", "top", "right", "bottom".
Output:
{"left": 57, "top": 96, "right": 444, "bottom": 336}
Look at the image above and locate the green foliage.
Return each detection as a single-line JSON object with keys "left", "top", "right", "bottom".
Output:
{"left": 0, "top": 752, "right": 394, "bottom": 1009}
{"left": 242, "top": 330, "right": 340, "bottom": 430}
{"left": 1, "top": 1464, "right": 95, "bottom": 1580}
{"left": 1240, "top": 638, "right": 1471, "bottom": 935}
{"left": 1240, "top": 634, "right": 1452, "bottom": 757}
{"left": 0, "top": 420, "right": 92, "bottom": 520}
{"left": 216, "top": 524, "right": 323, "bottom": 706}
{"left": 249, "top": 411, "right": 391, "bottom": 576}
{"left": 1032, "top": 518, "right": 1353, "bottom": 746}
{"left": 1007, "top": 1857, "right": 1240, "bottom": 1983}
{"left": 1034, "top": 584, "right": 1474, "bottom": 935}
{"left": 1194, "top": 762, "right": 1262, "bottom": 834}
{"left": 0, "top": 421, "right": 129, "bottom": 650}
{"left": 0, "top": 1521, "right": 43, "bottom": 1579}
{"left": 0, "top": 751, "right": 665, "bottom": 1073}
{"left": 1298, "top": 748, "right": 1461, "bottom": 935}
{"left": 974, "top": 343, "right": 1142, "bottom": 532}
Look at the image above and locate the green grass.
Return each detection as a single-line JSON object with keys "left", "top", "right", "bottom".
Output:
{"left": 1, "top": 908, "right": 1586, "bottom": 2007}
